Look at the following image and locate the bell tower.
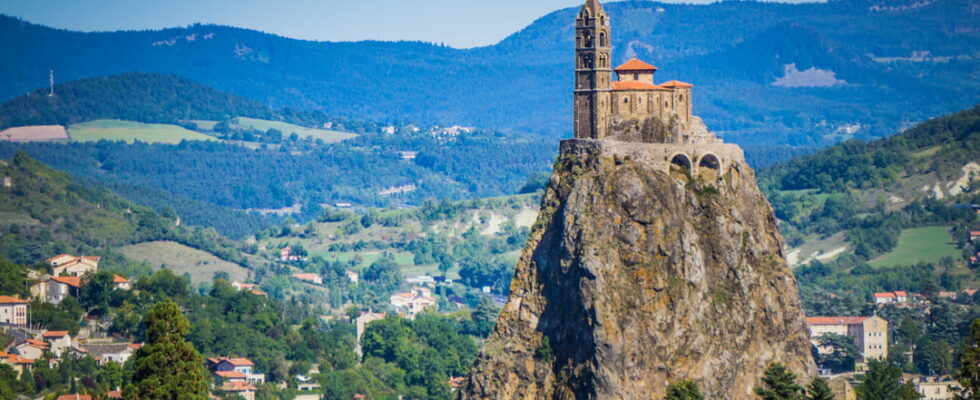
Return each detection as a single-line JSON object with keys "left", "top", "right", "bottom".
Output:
{"left": 573, "top": 0, "right": 612, "bottom": 139}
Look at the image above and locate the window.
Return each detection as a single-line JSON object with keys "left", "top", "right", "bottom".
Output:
{"left": 633, "top": 73, "right": 639, "bottom": 80}
{"left": 680, "top": 95, "right": 685, "bottom": 102}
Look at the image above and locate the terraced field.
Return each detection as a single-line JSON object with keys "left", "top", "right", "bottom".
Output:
{"left": 232, "top": 117, "right": 357, "bottom": 143}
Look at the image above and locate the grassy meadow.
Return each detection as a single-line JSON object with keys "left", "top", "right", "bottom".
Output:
{"left": 69, "top": 119, "right": 217, "bottom": 144}
{"left": 869, "top": 226, "right": 960, "bottom": 268}
{"left": 232, "top": 117, "right": 358, "bottom": 143}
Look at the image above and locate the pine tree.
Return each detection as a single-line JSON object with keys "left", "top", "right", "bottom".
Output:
{"left": 754, "top": 362, "right": 804, "bottom": 400}
{"left": 665, "top": 379, "right": 704, "bottom": 400}
{"left": 955, "top": 318, "right": 980, "bottom": 400}
{"left": 805, "top": 377, "right": 835, "bottom": 400}
{"left": 124, "top": 300, "right": 209, "bottom": 400}
{"left": 857, "top": 359, "right": 922, "bottom": 400}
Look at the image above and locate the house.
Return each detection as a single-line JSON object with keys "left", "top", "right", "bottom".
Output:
{"left": 806, "top": 316, "right": 888, "bottom": 369}
{"left": 346, "top": 270, "right": 359, "bottom": 284}
{"left": 43, "top": 330, "right": 73, "bottom": 357}
{"left": 292, "top": 273, "right": 323, "bottom": 285}
{"left": 0, "top": 295, "right": 28, "bottom": 325}
{"left": 908, "top": 375, "right": 959, "bottom": 400}
{"left": 46, "top": 276, "right": 82, "bottom": 303}
{"left": 0, "top": 352, "right": 35, "bottom": 377}
{"left": 209, "top": 357, "right": 265, "bottom": 384}
{"left": 970, "top": 231, "right": 980, "bottom": 242}
{"left": 82, "top": 342, "right": 135, "bottom": 364}
{"left": 937, "top": 291, "right": 959, "bottom": 300}
{"left": 280, "top": 247, "right": 307, "bottom": 262}
{"left": 15, "top": 339, "right": 49, "bottom": 359}
{"left": 449, "top": 376, "right": 466, "bottom": 390}
{"left": 112, "top": 274, "right": 131, "bottom": 290}
{"left": 873, "top": 291, "right": 908, "bottom": 305}
{"left": 390, "top": 287, "right": 437, "bottom": 316}
{"left": 220, "top": 381, "right": 257, "bottom": 400}
{"left": 47, "top": 254, "right": 99, "bottom": 277}
{"left": 296, "top": 375, "right": 322, "bottom": 391}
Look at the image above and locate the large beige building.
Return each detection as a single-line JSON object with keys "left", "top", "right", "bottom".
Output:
{"left": 573, "top": 0, "right": 694, "bottom": 140}
{"left": 47, "top": 254, "right": 99, "bottom": 277}
{"left": 806, "top": 315, "right": 888, "bottom": 369}
{"left": 910, "top": 375, "right": 959, "bottom": 400}
{"left": 0, "top": 295, "right": 28, "bottom": 326}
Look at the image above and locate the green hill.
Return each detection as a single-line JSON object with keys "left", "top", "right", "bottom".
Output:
{"left": 0, "top": 152, "right": 250, "bottom": 273}
{"left": 69, "top": 119, "right": 218, "bottom": 144}
{"left": 0, "top": 72, "right": 276, "bottom": 129}
{"left": 759, "top": 106, "right": 979, "bottom": 305}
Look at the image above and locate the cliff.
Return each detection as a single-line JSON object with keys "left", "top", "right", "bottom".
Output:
{"left": 461, "top": 138, "right": 815, "bottom": 399}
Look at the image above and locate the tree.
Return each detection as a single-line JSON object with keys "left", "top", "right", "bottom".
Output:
{"left": 805, "top": 377, "right": 835, "bottom": 400}
{"left": 665, "top": 379, "right": 704, "bottom": 400}
{"left": 955, "top": 319, "right": 980, "bottom": 399}
{"left": 754, "top": 363, "right": 804, "bottom": 400}
{"left": 124, "top": 300, "right": 209, "bottom": 399}
{"left": 857, "top": 359, "right": 922, "bottom": 400}
{"left": 815, "top": 333, "right": 860, "bottom": 372}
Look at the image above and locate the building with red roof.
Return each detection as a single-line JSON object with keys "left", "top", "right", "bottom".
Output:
{"left": 806, "top": 315, "right": 888, "bottom": 370}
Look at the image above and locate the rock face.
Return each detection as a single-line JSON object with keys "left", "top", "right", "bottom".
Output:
{"left": 461, "top": 138, "right": 815, "bottom": 399}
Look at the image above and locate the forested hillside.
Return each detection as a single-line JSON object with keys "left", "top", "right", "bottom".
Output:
{"left": 1, "top": 0, "right": 976, "bottom": 157}
{"left": 0, "top": 152, "right": 249, "bottom": 269}
{"left": 759, "top": 105, "right": 979, "bottom": 303}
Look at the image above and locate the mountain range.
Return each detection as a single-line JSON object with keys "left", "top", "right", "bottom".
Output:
{"left": 1, "top": 0, "right": 977, "bottom": 153}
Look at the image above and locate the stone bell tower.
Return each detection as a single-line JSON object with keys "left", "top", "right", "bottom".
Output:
{"left": 573, "top": 0, "right": 612, "bottom": 139}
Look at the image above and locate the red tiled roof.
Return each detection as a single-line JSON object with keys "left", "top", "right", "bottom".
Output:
{"left": 0, "top": 295, "right": 28, "bottom": 304}
{"left": 113, "top": 274, "right": 129, "bottom": 283}
{"left": 611, "top": 81, "right": 665, "bottom": 91}
{"left": 895, "top": 291, "right": 908, "bottom": 296}
{"left": 56, "top": 395, "right": 92, "bottom": 400}
{"left": 51, "top": 276, "right": 82, "bottom": 288}
{"left": 107, "top": 390, "right": 123, "bottom": 399}
{"left": 874, "top": 292, "right": 896, "bottom": 299}
{"left": 215, "top": 370, "right": 247, "bottom": 379}
{"left": 224, "top": 357, "right": 254, "bottom": 366}
{"left": 22, "top": 339, "right": 49, "bottom": 348}
{"left": 806, "top": 316, "right": 870, "bottom": 325}
{"left": 43, "top": 330, "right": 69, "bottom": 338}
{"left": 614, "top": 58, "right": 657, "bottom": 71}
{"left": 660, "top": 80, "right": 694, "bottom": 88}
{"left": 225, "top": 381, "right": 258, "bottom": 391}
{"left": 970, "top": 231, "right": 980, "bottom": 235}
{"left": 0, "top": 353, "right": 35, "bottom": 364}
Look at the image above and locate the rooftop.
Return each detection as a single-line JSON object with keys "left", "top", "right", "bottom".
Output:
{"left": 614, "top": 58, "right": 657, "bottom": 72}
{"left": 806, "top": 316, "right": 870, "bottom": 325}
{"left": 0, "top": 295, "right": 28, "bottom": 304}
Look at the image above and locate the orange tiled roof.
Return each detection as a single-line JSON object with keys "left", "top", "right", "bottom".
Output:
{"left": 46, "top": 254, "right": 74, "bottom": 262}
{"left": 0, "top": 295, "right": 28, "bottom": 304}
{"left": 614, "top": 58, "right": 658, "bottom": 71}
{"left": 22, "top": 339, "right": 49, "bottom": 348}
{"left": 112, "top": 274, "right": 129, "bottom": 283}
{"left": 612, "top": 81, "right": 665, "bottom": 91}
{"left": 51, "top": 276, "right": 82, "bottom": 288}
{"left": 225, "top": 357, "right": 254, "bottom": 366}
{"left": 56, "top": 395, "right": 92, "bottom": 400}
{"left": 107, "top": 390, "right": 123, "bottom": 399}
{"left": 806, "top": 316, "right": 870, "bottom": 325}
{"left": 43, "top": 330, "right": 69, "bottom": 338}
{"left": 225, "top": 381, "right": 258, "bottom": 391}
{"left": 660, "top": 80, "right": 693, "bottom": 88}
{"left": 215, "top": 370, "right": 247, "bottom": 379}
{"left": 874, "top": 292, "right": 896, "bottom": 298}
{"left": 0, "top": 353, "right": 35, "bottom": 364}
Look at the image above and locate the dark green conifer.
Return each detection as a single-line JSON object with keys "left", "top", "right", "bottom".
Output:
{"left": 124, "top": 300, "right": 208, "bottom": 399}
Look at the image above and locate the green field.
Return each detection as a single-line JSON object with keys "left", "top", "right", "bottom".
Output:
{"left": 120, "top": 241, "right": 250, "bottom": 284}
{"left": 69, "top": 119, "right": 217, "bottom": 144}
{"left": 869, "top": 226, "right": 960, "bottom": 267}
{"left": 233, "top": 117, "right": 358, "bottom": 143}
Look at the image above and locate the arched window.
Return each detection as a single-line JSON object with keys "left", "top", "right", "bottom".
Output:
{"left": 585, "top": 33, "right": 593, "bottom": 48}
{"left": 599, "top": 32, "right": 607, "bottom": 47}
{"left": 680, "top": 95, "right": 685, "bottom": 102}
{"left": 670, "top": 154, "right": 692, "bottom": 174}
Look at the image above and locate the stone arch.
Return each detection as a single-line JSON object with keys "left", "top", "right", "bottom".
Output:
{"left": 669, "top": 153, "right": 692, "bottom": 177}
{"left": 698, "top": 153, "right": 721, "bottom": 181}
{"left": 599, "top": 31, "right": 607, "bottom": 47}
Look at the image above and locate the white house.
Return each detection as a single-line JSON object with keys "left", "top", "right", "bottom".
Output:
{"left": 42, "top": 330, "right": 73, "bottom": 357}
{"left": 0, "top": 295, "right": 28, "bottom": 326}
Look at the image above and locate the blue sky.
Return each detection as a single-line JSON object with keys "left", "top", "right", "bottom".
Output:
{"left": 0, "top": 0, "right": 817, "bottom": 48}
